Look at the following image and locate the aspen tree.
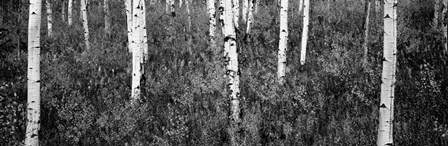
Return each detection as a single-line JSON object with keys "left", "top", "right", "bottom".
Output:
{"left": 299, "top": 0, "right": 304, "bottom": 14}
{"left": 300, "top": 0, "right": 309, "bottom": 65}
{"left": 104, "top": 0, "right": 111, "bottom": 35}
{"left": 68, "top": 0, "right": 73, "bottom": 25}
{"left": 363, "top": 0, "right": 372, "bottom": 66}
{"left": 131, "top": 0, "right": 147, "bottom": 102}
{"left": 26, "top": 0, "right": 42, "bottom": 145}
{"left": 46, "top": 0, "right": 53, "bottom": 37}
{"left": 179, "top": 0, "right": 183, "bottom": 7}
{"left": 81, "top": 0, "right": 90, "bottom": 50}
{"left": 125, "top": 0, "right": 133, "bottom": 52}
{"left": 435, "top": 0, "right": 441, "bottom": 27}
{"left": 246, "top": 0, "right": 254, "bottom": 34}
{"left": 170, "top": 0, "right": 175, "bottom": 15}
{"left": 219, "top": 0, "right": 224, "bottom": 31}
{"left": 224, "top": 0, "right": 240, "bottom": 145}
{"left": 186, "top": 0, "right": 192, "bottom": 54}
{"left": 242, "top": 0, "right": 248, "bottom": 23}
{"left": 166, "top": 0, "right": 169, "bottom": 12}
{"left": 278, "top": 0, "right": 288, "bottom": 85}
{"left": 208, "top": 0, "right": 216, "bottom": 47}
{"left": 233, "top": 0, "right": 239, "bottom": 29}
{"left": 62, "top": 0, "right": 66, "bottom": 22}
{"left": 377, "top": 0, "right": 397, "bottom": 145}
{"left": 443, "top": 0, "right": 448, "bottom": 50}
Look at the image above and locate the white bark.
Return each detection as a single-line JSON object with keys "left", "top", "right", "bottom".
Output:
{"left": 104, "top": 0, "right": 110, "bottom": 35}
{"left": 277, "top": 0, "right": 288, "bottom": 85}
{"left": 81, "top": 0, "right": 90, "bottom": 50}
{"left": 242, "top": 0, "right": 248, "bottom": 23}
{"left": 166, "top": 0, "right": 169, "bottom": 12}
{"left": 300, "top": 0, "right": 309, "bottom": 65}
{"left": 186, "top": 0, "right": 192, "bottom": 54}
{"left": 363, "top": 0, "right": 371, "bottom": 66}
{"left": 26, "top": 0, "right": 42, "bottom": 145}
{"left": 131, "top": 0, "right": 147, "bottom": 102}
{"left": 224, "top": 0, "right": 240, "bottom": 144}
{"left": 233, "top": 0, "right": 239, "bottom": 29}
{"left": 246, "top": 0, "right": 254, "bottom": 34}
{"left": 125, "top": 0, "right": 133, "bottom": 52}
{"left": 208, "top": 0, "right": 216, "bottom": 47}
{"left": 46, "top": 0, "right": 53, "bottom": 37}
{"left": 298, "top": 0, "right": 304, "bottom": 14}
{"left": 443, "top": 0, "right": 448, "bottom": 50}
{"left": 179, "top": 0, "right": 183, "bottom": 7}
{"left": 62, "top": 0, "right": 66, "bottom": 22}
{"left": 219, "top": 0, "right": 224, "bottom": 32}
{"left": 68, "top": 0, "right": 73, "bottom": 25}
{"left": 377, "top": 0, "right": 397, "bottom": 145}
{"left": 435, "top": 0, "right": 441, "bottom": 27}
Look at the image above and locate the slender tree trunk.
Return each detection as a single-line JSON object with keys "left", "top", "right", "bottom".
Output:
{"left": 233, "top": 0, "right": 239, "bottom": 29}
{"left": 254, "top": 0, "right": 258, "bottom": 14}
{"left": 16, "top": 1, "right": 22, "bottom": 58}
{"left": 179, "top": 0, "right": 183, "bottom": 7}
{"left": 377, "top": 0, "right": 397, "bottom": 145}
{"left": 242, "top": 0, "right": 248, "bottom": 23}
{"left": 299, "top": 0, "right": 304, "bottom": 14}
{"left": 224, "top": 0, "right": 240, "bottom": 145}
{"left": 81, "top": 0, "right": 90, "bottom": 50}
{"left": 68, "top": 0, "right": 73, "bottom": 25}
{"left": 375, "top": 0, "right": 380, "bottom": 14}
{"left": 125, "top": 0, "right": 133, "bottom": 52}
{"left": 219, "top": 0, "right": 224, "bottom": 32}
{"left": 363, "top": 0, "right": 371, "bottom": 66}
{"left": 435, "top": 0, "right": 441, "bottom": 28}
{"left": 208, "top": 0, "right": 216, "bottom": 48}
{"left": 46, "top": 0, "right": 53, "bottom": 37}
{"left": 300, "top": 0, "right": 309, "bottom": 65}
{"left": 443, "top": 0, "right": 448, "bottom": 50}
{"left": 62, "top": 0, "right": 66, "bottom": 22}
{"left": 170, "top": 0, "right": 175, "bottom": 16}
{"left": 26, "top": 0, "right": 42, "bottom": 145}
{"left": 186, "top": 0, "right": 192, "bottom": 54}
{"left": 166, "top": 0, "right": 169, "bottom": 12}
{"left": 246, "top": 0, "right": 254, "bottom": 35}
{"left": 131, "top": 0, "right": 147, "bottom": 102}
{"left": 104, "top": 0, "right": 110, "bottom": 35}
{"left": 277, "top": 0, "right": 288, "bottom": 85}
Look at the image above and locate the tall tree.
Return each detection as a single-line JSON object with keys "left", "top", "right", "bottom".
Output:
{"left": 300, "top": 0, "right": 310, "bottom": 65}
{"left": 224, "top": 0, "right": 240, "bottom": 145}
{"left": 443, "top": 0, "right": 448, "bottom": 50}
{"left": 277, "top": 0, "right": 288, "bottom": 85}
{"left": 208, "top": 0, "right": 216, "bottom": 47}
{"left": 377, "top": 0, "right": 397, "bottom": 145}
{"left": 246, "top": 0, "right": 254, "bottom": 35}
{"left": 68, "top": 0, "right": 73, "bottom": 25}
{"left": 104, "top": 0, "right": 110, "bottom": 35}
{"left": 125, "top": 0, "right": 132, "bottom": 52}
{"left": 46, "top": 0, "right": 53, "bottom": 37}
{"left": 62, "top": 0, "right": 66, "bottom": 22}
{"left": 233, "top": 0, "right": 239, "bottom": 29}
{"left": 186, "top": 0, "right": 192, "bottom": 54}
{"left": 435, "top": 0, "right": 441, "bottom": 27}
{"left": 298, "top": 0, "right": 304, "bottom": 14}
{"left": 363, "top": 0, "right": 372, "bottom": 66}
{"left": 242, "top": 0, "right": 248, "bottom": 23}
{"left": 130, "top": 0, "right": 147, "bottom": 102}
{"left": 81, "top": 0, "right": 90, "bottom": 50}
{"left": 26, "top": 0, "right": 42, "bottom": 145}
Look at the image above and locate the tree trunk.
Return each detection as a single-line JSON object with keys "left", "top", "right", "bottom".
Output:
{"left": 435, "top": 0, "right": 441, "bottom": 28}
{"left": 208, "top": 0, "right": 216, "bottom": 48}
{"left": 179, "top": 0, "right": 182, "bottom": 8}
{"left": 363, "top": 0, "right": 371, "bottom": 66}
{"left": 300, "top": 0, "right": 309, "bottom": 65}
{"left": 81, "top": 0, "right": 90, "bottom": 50}
{"left": 186, "top": 0, "right": 192, "bottom": 54}
{"left": 242, "top": 0, "right": 248, "bottom": 23}
{"left": 46, "top": 0, "right": 53, "bottom": 37}
{"left": 224, "top": 0, "right": 241, "bottom": 144}
{"left": 233, "top": 0, "right": 240, "bottom": 29}
{"left": 170, "top": 0, "right": 175, "bottom": 16}
{"left": 166, "top": 0, "right": 169, "bottom": 12}
{"left": 68, "top": 0, "right": 73, "bottom": 25}
{"left": 443, "top": 0, "right": 448, "bottom": 50}
{"left": 298, "top": 0, "right": 303, "bottom": 14}
{"left": 277, "top": 0, "right": 288, "bottom": 85}
{"left": 125, "top": 0, "right": 132, "bottom": 52}
{"left": 377, "top": 0, "right": 397, "bottom": 145}
{"left": 62, "top": 0, "right": 66, "bottom": 22}
{"left": 219, "top": 0, "right": 224, "bottom": 32}
{"left": 104, "top": 0, "right": 110, "bottom": 35}
{"left": 246, "top": 0, "right": 254, "bottom": 35}
{"left": 26, "top": 0, "right": 42, "bottom": 145}
{"left": 131, "top": 0, "right": 147, "bottom": 103}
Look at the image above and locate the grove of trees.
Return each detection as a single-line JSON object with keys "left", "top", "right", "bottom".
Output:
{"left": 1, "top": 0, "right": 448, "bottom": 145}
